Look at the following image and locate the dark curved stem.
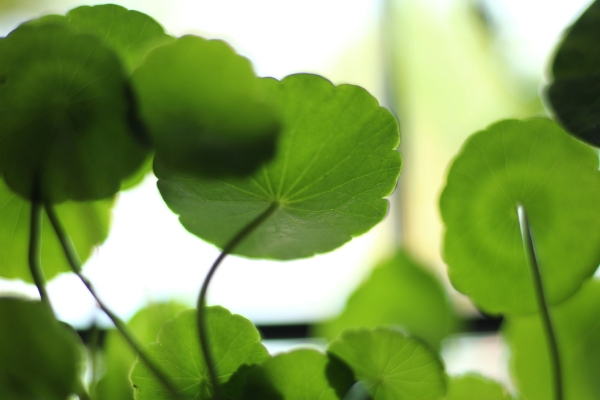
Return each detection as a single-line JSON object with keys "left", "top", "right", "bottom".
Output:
{"left": 197, "top": 202, "right": 279, "bottom": 399}
{"left": 44, "top": 202, "right": 183, "bottom": 399}
{"left": 29, "top": 199, "right": 52, "bottom": 311}
{"left": 518, "top": 204, "right": 563, "bottom": 400}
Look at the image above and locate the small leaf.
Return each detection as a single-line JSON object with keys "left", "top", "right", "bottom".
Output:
{"left": 444, "top": 374, "right": 514, "bottom": 400}
{"left": 157, "top": 73, "right": 401, "bottom": 259}
{"left": 95, "top": 302, "right": 187, "bottom": 400}
{"left": 130, "top": 306, "right": 269, "bottom": 400}
{"left": 315, "top": 250, "right": 459, "bottom": 350}
{"left": 440, "top": 118, "right": 600, "bottom": 314}
{"left": 327, "top": 327, "right": 446, "bottom": 400}
{"left": 0, "top": 177, "right": 112, "bottom": 282}
{"left": 504, "top": 278, "right": 600, "bottom": 400}
{"left": 0, "top": 24, "right": 148, "bottom": 201}
{"left": 132, "top": 36, "right": 280, "bottom": 178}
{"left": 546, "top": 1, "right": 600, "bottom": 146}
{"left": 0, "top": 297, "right": 83, "bottom": 400}
{"left": 223, "top": 349, "right": 353, "bottom": 400}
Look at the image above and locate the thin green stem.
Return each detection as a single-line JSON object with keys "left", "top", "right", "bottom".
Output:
{"left": 196, "top": 202, "right": 279, "bottom": 399}
{"left": 518, "top": 204, "right": 563, "bottom": 400}
{"left": 44, "top": 202, "right": 183, "bottom": 400}
{"left": 29, "top": 199, "right": 52, "bottom": 311}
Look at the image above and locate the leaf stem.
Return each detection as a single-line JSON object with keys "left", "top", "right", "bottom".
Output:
{"left": 196, "top": 202, "right": 279, "bottom": 398}
{"left": 44, "top": 202, "right": 183, "bottom": 400}
{"left": 29, "top": 199, "right": 52, "bottom": 311}
{"left": 517, "top": 204, "right": 563, "bottom": 400}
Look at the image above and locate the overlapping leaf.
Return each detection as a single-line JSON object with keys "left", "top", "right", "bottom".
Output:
{"left": 315, "top": 250, "right": 458, "bottom": 350}
{"left": 327, "top": 327, "right": 446, "bottom": 400}
{"left": 157, "top": 73, "right": 401, "bottom": 259}
{"left": 130, "top": 306, "right": 269, "bottom": 399}
{"left": 0, "top": 177, "right": 112, "bottom": 282}
{"left": 0, "top": 24, "right": 148, "bottom": 201}
{"left": 546, "top": 0, "right": 600, "bottom": 146}
{"left": 0, "top": 298, "right": 83, "bottom": 400}
{"left": 444, "top": 375, "right": 514, "bottom": 400}
{"left": 133, "top": 36, "right": 280, "bottom": 178}
{"left": 504, "top": 279, "right": 600, "bottom": 400}
{"left": 440, "top": 118, "right": 600, "bottom": 314}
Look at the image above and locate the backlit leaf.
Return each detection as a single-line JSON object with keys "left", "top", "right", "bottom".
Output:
{"left": 157, "top": 73, "right": 401, "bottom": 259}
{"left": 440, "top": 118, "right": 600, "bottom": 314}
{"left": 0, "top": 177, "right": 112, "bottom": 282}
{"left": 328, "top": 327, "right": 446, "bottom": 400}
{"left": 444, "top": 374, "right": 513, "bottom": 400}
{"left": 504, "top": 279, "right": 600, "bottom": 400}
{"left": 130, "top": 306, "right": 269, "bottom": 400}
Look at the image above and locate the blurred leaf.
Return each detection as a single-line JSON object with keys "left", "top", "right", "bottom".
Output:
{"left": 444, "top": 374, "right": 514, "bottom": 400}
{"left": 327, "top": 327, "right": 446, "bottom": 400}
{"left": 440, "top": 118, "right": 600, "bottom": 315}
{"left": 0, "top": 297, "right": 83, "bottom": 400}
{"left": 504, "top": 278, "right": 600, "bottom": 400}
{"left": 95, "top": 302, "right": 187, "bottom": 400}
{"left": 132, "top": 35, "right": 279, "bottom": 178}
{"left": 156, "top": 73, "right": 401, "bottom": 259}
{"left": 0, "top": 177, "right": 112, "bottom": 282}
{"left": 130, "top": 306, "right": 269, "bottom": 399}
{"left": 0, "top": 24, "right": 148, "bottom": 201}
{"left": 546, "top": 0, "right": 600, "bottom": 146}
{"left": 223, "top": 349, "right": 353, "bottom": 400}
{"left": 315, "top": 250, "right": 458, "bottom": 350}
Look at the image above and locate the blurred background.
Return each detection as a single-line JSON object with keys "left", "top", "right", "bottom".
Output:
{"left": 0, "top": 0, "right": 593, "bottom": 387}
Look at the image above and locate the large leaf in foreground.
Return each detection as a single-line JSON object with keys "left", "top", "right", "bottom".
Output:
{"left": 157, "top": 73, "right": 401, "bottom": 259}
{"left": 0, "top": 298, "right": 83, "bottom": 400}
{"left": 133, "top": 36, "right": 279, "bottom": 178}
{"left": 0, "top": 24, "right": 148, "bottom": 201}
{"left": 96, "top": 302, "right": 187, "bottom": 400}
{"left": 444, "top": 375, "right": 513, "bottom": 400}
{"left": 315, "top": 250, "right": 458, "bottom": 350}
{"left": 440, "top": 118, "right": 600, "bottom": 314}
{"left": 327, "top": 327, "right": 446, "bottom": 400}
{"left": 130, "top": 307, "right": 269, "bottom": 399}
{"left": 504, "top": 279, "right": 600, "bottom": 400}
{"left": 546, "top": 0, "right": 600, "bottom": 146}
{"left": 0, "top": 178, "right": 112, "bottom": 282}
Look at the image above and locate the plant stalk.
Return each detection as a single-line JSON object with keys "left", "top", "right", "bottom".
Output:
{"left": 196, "top": 202, "right": 279, "bottom": 399}
{"left": 29, "top": 199, "right": 52, "bottom": 311}
{"left": 517, "top": 204, "right": 563, "bottom": 400}
{"left": 44, "top": 202, "right": 183, "bottom": 399}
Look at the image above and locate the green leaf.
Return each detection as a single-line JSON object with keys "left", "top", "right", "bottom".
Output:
{"left": 156, "top": 73, "right": 401, "bottom": 259}
{"left": 504, "top": 278, "right": 600, "bottom": 400}
{"left": 0, "top": 297, "right": 83, "bottom": 400}
{"left": 132, "top": 35, "right": 280, "bottom": 178}
{"left": 0, "top": 23, "right": 148, "bottom": 201}
{"left": 444, "top": 375, "right": 514, "bottom": 400}
{"left": 223, "top": 349, "right": 354, "bottom": 400}
{"left": 130, "top": 306, "right": 269, "bottom": 400}
{"left": 0, "top": 177, "right": 112, "bottom": 282}
{"left": 440, "top": 118, "right": 600, "bottom": 315}
{"left": 95, "top": 302, "right": 187, "bottom": 400}
{"left": 315, "top": 250, "right": 459, "bottom": 350}
{"left": 327, "top": 327, "right": 446, "bottom": 400}
{"left": 546, "top": 1, "right": 600, "bottom": 146}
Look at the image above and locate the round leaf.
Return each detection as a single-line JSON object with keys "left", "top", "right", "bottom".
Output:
{"left": 327, "top": 327, "right": 446, "bottom": 400}
{"left": 156, "top": 73, "right": 401, "bottom": 259}
{"left": 0, "top": 298, "right": 83, "bottom": 400}
{"left": 315, "top": 250, "right": 458, "bottom": 350}
{"left": 504, "top": 279, "right": 600, "bottom": 400}
{"left": 444, "top": 375, "right": 514, "bottom": 400}
{"left": 132, "top": 36, "right": 280, "bottom": 178}
{"left": 130, "top": 306, "right": 269, "bottom": 400}
{"left": 0, "top": 177, "right": 112, "bottom": 283}
{"left": 440, "top": 118, "right": 600, "bottom": 314}
{"left": 0, "top": 24, "right": 148, "bottom": 201}
{"left": 546, "top": 1, "right": 600, "bottom": 146}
